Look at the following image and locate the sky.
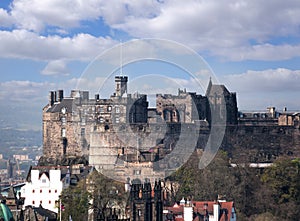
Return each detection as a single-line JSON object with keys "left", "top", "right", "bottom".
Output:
{"left": 1, "top": 0, "right": 300, "bottom": 130}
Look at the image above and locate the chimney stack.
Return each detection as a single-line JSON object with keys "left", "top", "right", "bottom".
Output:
{"left": 49, "top": 91, "right": 55, "bottom": 106}
{"left": 57, "top": 90, "right": 64, "bottom": 102}
{"left": 213, "top": 203, "right": 220, "bottom": 221}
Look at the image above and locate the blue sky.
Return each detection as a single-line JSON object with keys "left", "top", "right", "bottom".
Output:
{"left": 1, "top": 0, "right": 300, "bottom": 130}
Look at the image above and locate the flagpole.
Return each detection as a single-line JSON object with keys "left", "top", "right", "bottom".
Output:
{"left": 60, "top": 198, "right": 62, "bottom": 221}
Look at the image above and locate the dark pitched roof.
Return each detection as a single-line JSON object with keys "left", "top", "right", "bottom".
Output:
{"left": 205, "top": 78, "right": 231, "bottom": 97}
{"left": 7, "top": 186, "right": 16, "bottom": 199}
{"left": 34, "top": 205, "right": 57, "bottom": 220}
{"left": 207, "top": 84, "right": 231, "bottom": 97}
{"left": 26, "top": 166, "right": 70, "bottom": 182}
{"left": 46, "top": 98, "right": 74, "bottom": 113}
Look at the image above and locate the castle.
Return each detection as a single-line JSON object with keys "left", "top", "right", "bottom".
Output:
{"left": 42, "top": 76, "right": 300, "bottom": 182}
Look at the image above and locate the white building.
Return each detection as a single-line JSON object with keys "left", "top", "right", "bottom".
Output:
{"left": 20, "top": 166, "right": 70, "bottom": 213}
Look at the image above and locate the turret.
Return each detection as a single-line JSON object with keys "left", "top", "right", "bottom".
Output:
{"left": 115, "top": 76, "right": 128, "bottom": 97}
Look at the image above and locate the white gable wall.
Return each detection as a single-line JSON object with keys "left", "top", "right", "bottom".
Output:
{"left": 21, "top": 169, "right": 63, "bottom": 213}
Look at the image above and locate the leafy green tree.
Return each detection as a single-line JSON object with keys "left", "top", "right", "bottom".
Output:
{"left": 87, "top": 170, "right": 129, "bottom": 218}
{"left": 59, "top": 170, "right": 129, "bottom": 221}
{"left": 60, "top": 179, "right": 90, "bottom": 221}
{"left": 262, "top": 157, "right": 300, "bottom": 220}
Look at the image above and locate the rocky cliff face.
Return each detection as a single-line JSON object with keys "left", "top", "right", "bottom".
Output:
{"left": 221, "top": 125, "right": 300, "bottom": 163}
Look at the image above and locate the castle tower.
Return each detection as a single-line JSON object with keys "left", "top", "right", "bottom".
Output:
{"left": 115, "top": 76, "right": 128, "bottom": 97}
{"left": 130, "top": 181, "right": 163, "bottom": 221}
{"left": 154, "top": 181, "right": 163, "bottom": 221}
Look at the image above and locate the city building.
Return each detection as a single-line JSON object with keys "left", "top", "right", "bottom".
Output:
{"left": 20, "top": 164, "right": 91, "bottom": 213}
{"left": 164, "top": 198, "right": 236, "bottom": 221}
{"left": 13, "top": 155, "right": 29, "bottom": 161}
{"left": 20, "top": 166, "right": 68, "bottom": 213}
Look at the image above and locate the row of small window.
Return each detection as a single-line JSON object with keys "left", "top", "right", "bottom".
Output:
{"left": 97, "top": 106, "right": 120, "bottom": 113}
{"left": 97, "top": 117, "right": 120, "bottom": 123}
{"left": 32, "top": 200, "right": 52, "bottom": 205}
{"left": 32, "top": 189, "right": 57, "bottom": 193}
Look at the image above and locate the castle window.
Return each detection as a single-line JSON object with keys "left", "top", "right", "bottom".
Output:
{"left": 32, "top": 190, "right": 35, "bottom": 193}
{"left": 49, "top": 200, "right": 51, "bottom": 204}
{"left": 61, "top": 128, "right": 66, "bottom": 138}
{"left": 61, "top": 117, "right": 66, "bottom": 125}
{"left": 40, "top": 189, "right": 42, "bottom": 193}
{"left": 107, "top": 106, "right": 112, "bottom": 112}
{"left": 134, "top": 170, "right": 141, "bottom": 175}
{"left": 99, "top": 117, "right": 104, "bottom": 123}
{"left": 42, "top": 179, "right": 46, "bottom": 183}
{"left": 99, "top": 106, "right": 104, "bottom": 113}
{"left": 115, "top": 117, "right": 120, "bottom": 124}
{"left": 115, "top": 106, "right": 120, "bottom": 113}
{"left": 81, "top": 128, "right": 85, "bottom": 137}
{"left": 81, "top": 117, "right": 86, "bottom": 125}
{"left": 49, "top": 190, "right": 51, "bottom": 193}
{"left": 32, "top": 200, "right": 35, "bottom": 205}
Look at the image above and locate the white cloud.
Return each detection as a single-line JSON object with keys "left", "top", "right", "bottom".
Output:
{"left": 1, "top": 0, "right": 160, "bottom": 32}
{"left": 41, "top": 60, "right": 70, "bottom": 76}
{"left": 223, "top": 68, "right": 300, "bottom": 93}
{"left": 222, "top": 68, "right": 300, "bottom": 110}
{"left": 10, "top": 0, "right": 103, "bottom": 32}
{"left": 0, "top": 8, "right": 14, "bottom": 27}
{"left": 0, "top": 29, "right": 117, "bottom": 61}
{"left": 1, "top": 0, "right": 300, "bottom": 62}
{"left": 0, "top": 80, "right": 53, "bottom": 102}
{"left": 216, "top": 44, "right": 300, "bottom": 61}
{"left": 109, "top": 0, "right": 300, "bottom": 61}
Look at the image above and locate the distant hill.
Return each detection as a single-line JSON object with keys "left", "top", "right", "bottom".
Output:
{"left": 0, "top": 128, "right": 42, "bottom": 157}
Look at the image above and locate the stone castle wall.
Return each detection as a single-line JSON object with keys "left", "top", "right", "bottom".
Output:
{"left": 222, "top": 125, "right": 300, "bottom": 163}
{"left": 41, "top": 77, "right": 300, "bottom": 172}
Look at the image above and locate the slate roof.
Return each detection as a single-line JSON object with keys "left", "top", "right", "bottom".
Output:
{"left": 33, "top": 205, "right": 57, "bottom": 220}
{"left": 46, "top": 98, "right": 74, "bottom": 113}
{"left": 205, "top": 79, "right": 231, "bottom": 97}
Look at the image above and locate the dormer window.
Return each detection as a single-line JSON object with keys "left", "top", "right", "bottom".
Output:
{"left": 61, "top": 107, "right": 66, "bottom": 114}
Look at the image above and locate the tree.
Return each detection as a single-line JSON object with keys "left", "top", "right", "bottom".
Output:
{"left": 60, "top": 170, "right": 129, "bottom": 221}
{"left": 60, "top": 179, "right": 90, "bottom": 221}
{"left": 87, "top": 170, "right": 129, "bottom": 219}
{"left": 262, "top": 157, "right": 300, "bottom": 220}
